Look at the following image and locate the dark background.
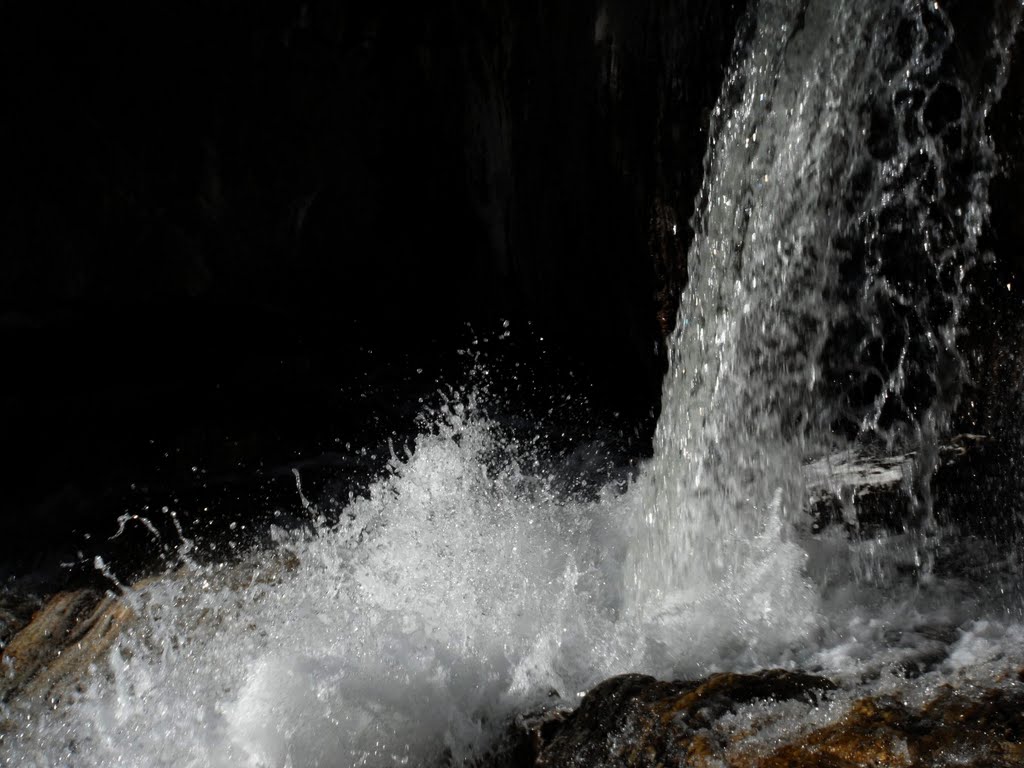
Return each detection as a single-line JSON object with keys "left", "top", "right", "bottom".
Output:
{"left": 1, "top": 0, "right": 1022, "bottom": 582}
{"left": 0, "top": 1, "right": 745, "bottom": 578}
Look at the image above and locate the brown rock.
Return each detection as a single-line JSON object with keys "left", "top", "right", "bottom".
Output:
{"left": 753, "top": 698, "right": 915, "bottom": 768}
{"left": 0, "top": 588, "right": 135, "bottom": 706}
{"left": 528, "top": 670, "right": 836, "bottom": 768}
{"left": 517, "top": 670, "right": 1024, "bottom": 768}
{"left": 745, "top": 685, "right": 1024, "bottom": 768}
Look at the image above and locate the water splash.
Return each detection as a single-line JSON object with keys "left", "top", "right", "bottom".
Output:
{"left": 0, "top": 407, "right": 629, "bottom": 766}
{"left": 4, "top": 392, "right": 1024, "bottom": 765}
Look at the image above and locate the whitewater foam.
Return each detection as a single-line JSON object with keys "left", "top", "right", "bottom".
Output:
{"left": 3, "top": 404, "right": 1022, "bottom": 766}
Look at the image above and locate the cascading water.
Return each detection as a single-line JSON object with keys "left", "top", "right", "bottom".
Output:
{"left": 3, "top": 1, "right": 1024, "bottom": 766}
{"left": 633, "top": 0, "right": 1022, "bottom": 610}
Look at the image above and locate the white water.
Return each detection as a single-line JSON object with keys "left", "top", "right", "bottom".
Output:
{"left": 4, "top": 1, "right": 1024, "bottom": 766}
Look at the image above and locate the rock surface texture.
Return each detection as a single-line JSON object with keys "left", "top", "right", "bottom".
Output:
{"left": 0, "top": 589, "right": 134, "bottom": 707}
{"left": 511, "top": 670, "right": 1024, "bottom": 768}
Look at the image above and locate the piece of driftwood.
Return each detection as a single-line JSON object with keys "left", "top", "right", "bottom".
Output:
{"left": 802, "top": 434, "right": 988, "bottom": 533}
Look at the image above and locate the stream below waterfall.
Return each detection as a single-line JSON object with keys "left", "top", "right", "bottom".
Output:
{"left": 4, "top": 0, "right": 1024, "bottom": 765}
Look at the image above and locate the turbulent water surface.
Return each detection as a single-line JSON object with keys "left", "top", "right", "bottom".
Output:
{"left": 4, "top": 0, "right": 1024, "bottom": 765}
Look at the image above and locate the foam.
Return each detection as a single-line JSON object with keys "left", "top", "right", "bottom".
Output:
{"left": 4, "top": 411, "right": 1021, "bottom": 767}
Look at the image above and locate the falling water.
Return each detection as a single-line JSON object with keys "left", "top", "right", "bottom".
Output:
{"left": 3, "top": 1, "right": 1024, "bottom": 766}
{"left": 633, "top": 0, "right": 1023, "bottom": 608}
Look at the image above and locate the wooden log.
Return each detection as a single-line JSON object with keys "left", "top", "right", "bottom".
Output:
{"left": 802, "top": 434, "right": 988, "bottom": 533}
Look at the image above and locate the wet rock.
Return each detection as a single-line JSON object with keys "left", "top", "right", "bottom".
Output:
{"left": 0, "top": 588, "right": 132, "bottom": 706}
{"left": 508, "top": 669, "right": 1024, "bottom": 768}
{"left": 748, "top": 686, "right": 1024, "bottom": 768}
{"left": 0, "top": 550, "right": 304, "bottom": 712}
{"left": 517, "top": 670, "right": 836, "bottom": 767}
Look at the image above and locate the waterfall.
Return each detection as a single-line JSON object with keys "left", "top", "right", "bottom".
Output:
{"left": 3, "top": 1, "right": 1024, "bottom": 766}
{"left": 631, "top": 0, "right": 1023, "bottom": 611}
